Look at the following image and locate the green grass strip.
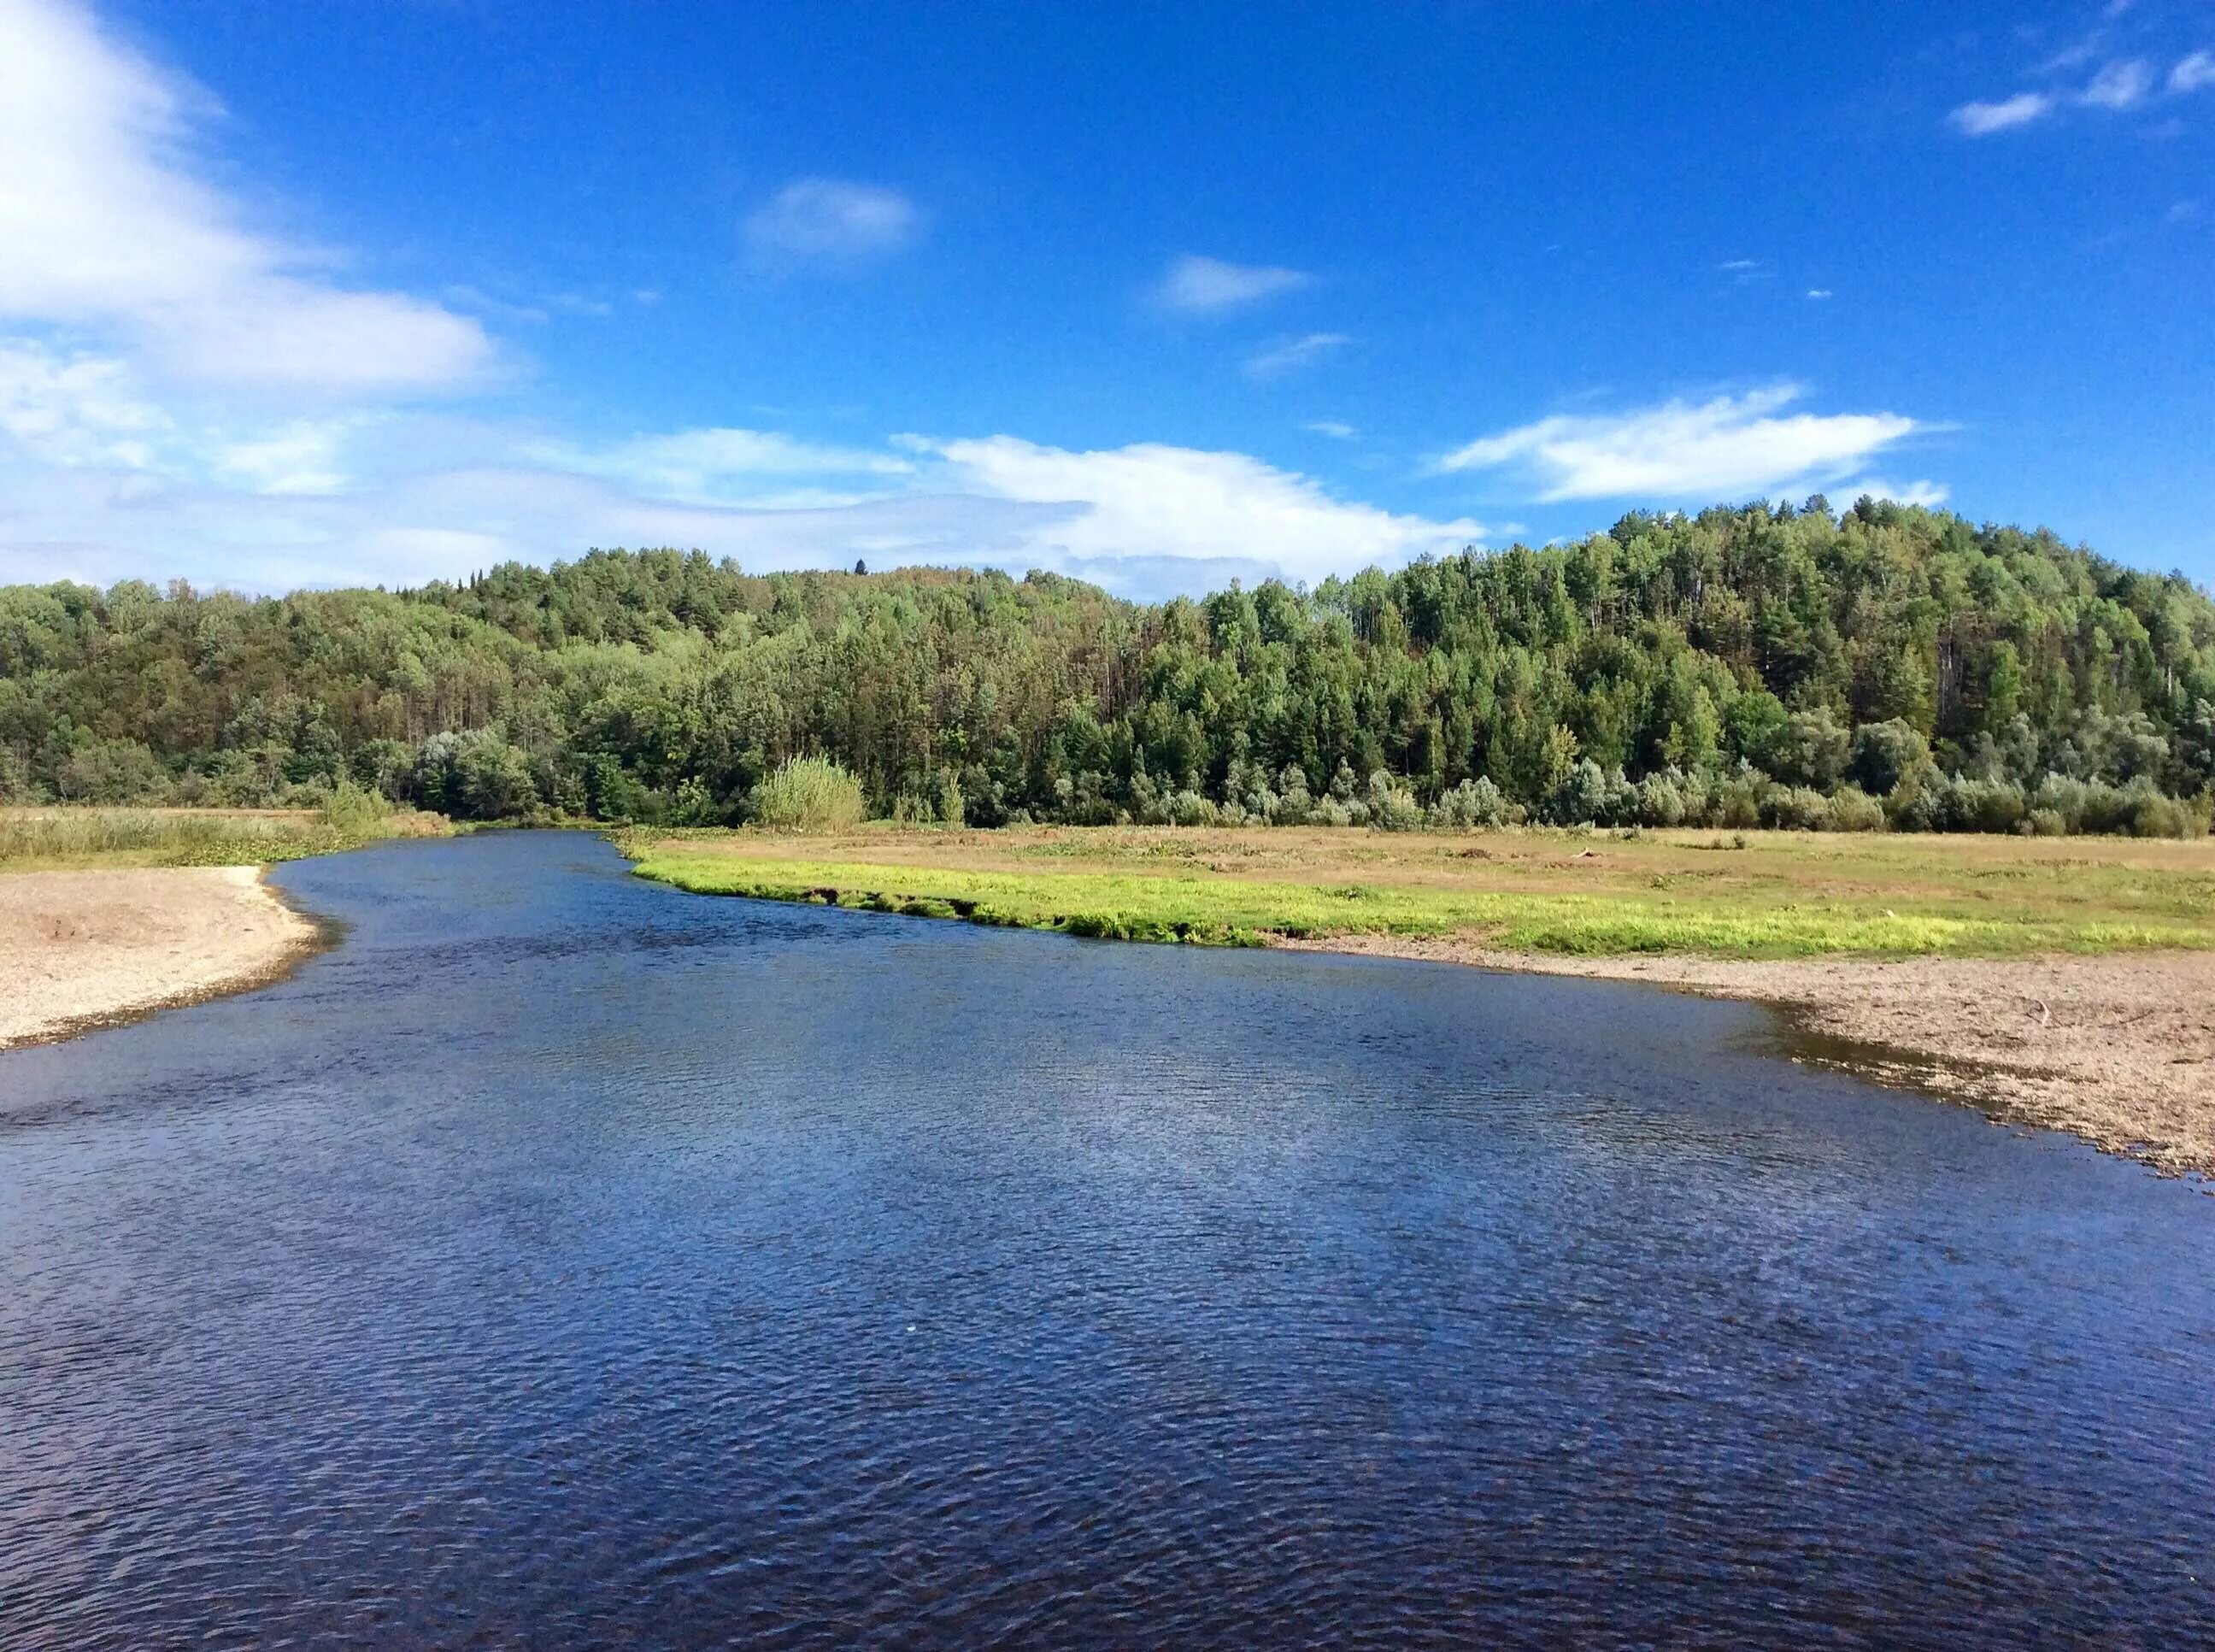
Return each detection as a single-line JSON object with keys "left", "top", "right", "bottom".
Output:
{"left": 622, "top": 847, "right": 2215, "bottom": 961}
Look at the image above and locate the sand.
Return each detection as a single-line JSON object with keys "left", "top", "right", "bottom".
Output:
{"left": 1284, "top": 936, "right": 2215, "bottom": 1179}
{"left": 0, "top": 866, "right": 317, "bottom": 1050}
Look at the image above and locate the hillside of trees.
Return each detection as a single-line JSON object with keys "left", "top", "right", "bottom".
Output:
{"left": 4, "top": 497, "right": 2213, "bottom": 836}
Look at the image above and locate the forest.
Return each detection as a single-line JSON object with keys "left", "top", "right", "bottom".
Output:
{"left": 4, "top": 497, "right": 2213, "bottom": 836}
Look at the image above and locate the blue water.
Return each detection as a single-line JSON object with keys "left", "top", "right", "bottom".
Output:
{"left": 2, "top": 831, "right": 2210, "bottom": 1648}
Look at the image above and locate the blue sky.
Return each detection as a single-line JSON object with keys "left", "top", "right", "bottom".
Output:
{"left": 1, "top": 0, "right": 2211, "bottom": 597}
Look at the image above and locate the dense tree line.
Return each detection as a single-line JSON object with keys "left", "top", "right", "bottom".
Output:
{"left": 4, "top": 497, "right": 2212, "bottom": 835}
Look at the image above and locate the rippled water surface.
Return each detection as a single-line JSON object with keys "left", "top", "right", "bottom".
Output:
{"left": 3, "top": 832, "right": 2212, "bottom": 1648}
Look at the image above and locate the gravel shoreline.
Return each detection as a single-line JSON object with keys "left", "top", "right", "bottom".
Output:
{"left": 0, "top": 866, "right": 317, "bottom": 1050}
{"left": 1284, "top": 937, "right": 2215, "bottom": 1179}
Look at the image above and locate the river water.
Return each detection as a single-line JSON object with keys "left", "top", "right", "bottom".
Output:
{"left": 2, "top": 831, "right": 2209, "bottom": 1647}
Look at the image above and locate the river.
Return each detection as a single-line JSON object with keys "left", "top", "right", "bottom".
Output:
{"left": 2, "top": 831, "right": 2209, "bottom": 1647}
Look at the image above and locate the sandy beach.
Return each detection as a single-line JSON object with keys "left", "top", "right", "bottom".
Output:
{"left": 1286, "top": 936, "right": 2215, "bottom": 1178}
{"left": 0, "top": 866, "right": 317, "bottom": 1050}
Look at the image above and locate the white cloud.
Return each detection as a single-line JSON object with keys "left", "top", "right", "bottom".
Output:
{"left": 1304, "top": 420, "right": 1358, "bottom": 440}
{"left": 743, "top": 178, "right": 920, "bottom": 262}
{"left": 1836, "top": 478, "right": 1951, "bottom": 509}
{"left": 1440, "top": 385, "right": 1927, "bottom": 503}
{"left": 0, "top": 0, "right": 491, "bottom": 393}
{"left": 0, "top": 401, "right": 1490, "bottom": 597}
{"left": 526, "top": 426, "right": 917, "bottom": 507}
{"left": 0, "top": 339, "right": 170, "bottom": 469}
{"left": 2079, "top": 57, "right": 2153, "bottom": 109}
{"left": 1243, "top": 332, "right": 1349, "bottom": 380}
{"left": 210, "top": 419, "right": 362, "bottom": 496}
{"left": 1950, "top": 91, "right": 2054, "bottom": 134}
{"left": 2172, "top": 51, "right": 2215, "bottom": 95}
{"left": 1155, "top": 255, "right": 1314, "bottom": 314}
{"left": 919, "top": 436, "right": 1483, "bottom": 586}
{"left": 1807, "top": 288, "right": 1834, "bottom": 300}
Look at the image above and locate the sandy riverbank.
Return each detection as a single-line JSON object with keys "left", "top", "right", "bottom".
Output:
{"left": 1284, "top": 936, "right": 2215, "bottom": 1178}
{"left": 0, "top": 866, "right": 317, "bottom": 1049}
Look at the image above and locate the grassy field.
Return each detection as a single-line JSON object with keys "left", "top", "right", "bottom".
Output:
{"left": 0, "top": 805, "right": 449, "bottom": 872}
{"left": 621, "top": 823, "right": 2215, "bottom": 961}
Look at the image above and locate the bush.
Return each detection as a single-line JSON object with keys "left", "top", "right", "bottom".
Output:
{"left": 56, "top": 738, "right": 168, "bottom": 804}
{"left": 1762, "top": 785, "right": 1834, "bottom": 832}
{"left": 1431, "top": 776, "right": 1509, "bottom": 829}
{"left": 2129, "top": 789, "right": 2206, "bottom": 840}
{"left": 320, "top": 778, "right": 393, "bottom": 834}
{"left": 1544, "top": 759, "right": 1632, "bottom": 826}
{"left": 1826, "top": 785, "right": 1886, "bottom": 832}
{"left": 412, "top": 729, "right": 542, "bottom": 820}
{"left": 1770, "top": 709, "right": 1852, "bottom": 791}
{"left": 1365, "top": 769, "right": 1425, "bottom": 832}
{"left": 749, "top": 756, "right": 866, "bottom": 832}
{"left": 1851, "top": 719, "right": 1933, "bottom": 797}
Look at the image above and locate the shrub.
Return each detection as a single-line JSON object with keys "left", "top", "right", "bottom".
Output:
{"left": 1851, "top": 719, "right": 1933, "bottom": 797}
{"left": 1771, "top": 708, "right": 1852, "bottom": 791}
{"left": 1431, "top": 776, "right": 1509, "bottom": 829}
{"left": 1826, "top": 786, "right": 1887, "bottom": 832}
{"left": 320, "top": 778, "right": 392, "bottom": 834}
{"left": 1713, "top": 771, "right": 1764, "bottom": 830}
{"left": 1763, "top": 785, "right": 1834, "bottom": 832}
{"left": 749, "top": 756, "right": 867, "bottom": 832}
{"left": 1365, "top": 769, "right": 1425, "bottom": 832}
{"left": 1165, "top": 790, "right": 1219, "bottom": 827}
{"left": 1544, "top": 759, "right": 1632, "bottom": 826}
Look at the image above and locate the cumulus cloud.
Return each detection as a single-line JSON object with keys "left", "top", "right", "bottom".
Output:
{"left": 1950, "top": 91, "right": 2055, "bottom": 135}
{"left": 1439, "top": 385, "right": 1927, "bottom": 503}
{"left": 0, "top": 0, "right": 491, "bottom": 393}
{"left": 743, "top": 179, "right": 920, "bottom": 263}
{"left": 1243, "top": 332, "right": 1349, "bottom": 380}
{"left": 2172, "top": 50, "right": 2215, "bottom": 95}
{"left": 919, "top": 436, "right": 1483, "bottom": 586}
{"left": 1155, "top": 255, "right": 1314, "bottom": 314}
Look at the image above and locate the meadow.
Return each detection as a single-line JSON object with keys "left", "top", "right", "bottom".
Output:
{"left": 0, "top": 801, "right": 447, "bottom": 873}
{"left": 621, "top": 823, "right": 2215, "bottom": 961}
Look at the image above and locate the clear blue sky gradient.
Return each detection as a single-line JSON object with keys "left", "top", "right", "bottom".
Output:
{"left": 6, "top": 0, "right": 2212, "bottom": 593}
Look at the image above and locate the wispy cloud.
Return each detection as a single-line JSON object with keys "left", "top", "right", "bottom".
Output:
{"left": 1243, "top": 332, "right": 1349, "bottom": 380}
{"left": 1155, "top": 255, "right": 1314, "bottom": 315}
{"left": 1837, "top": 477, "right": 1951, "bottom": 509}
{"left": 0, "top": 0, "right": 491, "bottom": 393}
{"left": 1807, "top": 288, "right": 1835, "bottom": 300}
{"left": 0, "top": 382, "right": 1489, "bottom": 596}
{"left": 2080, "top": 56, "right": 2154, "bottom": 109}
{"left": 524, "top": 426, "right": 916, "bottom": 508}
{"left": 743, "top": 178, "right": 921, "bottom": 264}
{"left": 1304, "top": 420, "right": 1358, "bottom": 440}
{"left": 1950, "top": 91, "right": 2055, "bottom": 134}
{"left": 1439, "top": 385, "right": 1928, "bottom": 503}
{"left": 1953, "top": 32, "right": 2215, "bottom": 138}
{"left": 2172, "top": 50, "right": 2215, "bottom": 94}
